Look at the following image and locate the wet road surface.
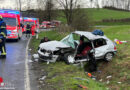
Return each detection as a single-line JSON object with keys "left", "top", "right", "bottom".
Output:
{"left": 0, "top": 36, "right": 28, "bottom": 90}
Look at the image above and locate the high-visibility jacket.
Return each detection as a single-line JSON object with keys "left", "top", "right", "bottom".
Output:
{"left": 0, "top": 20, "right": 7, "bottom": 37}
{"left": 26, "top": 24, "right": 31, "bottom": 31}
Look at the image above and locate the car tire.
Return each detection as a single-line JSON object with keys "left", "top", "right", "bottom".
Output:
{"left": 64, "top": 53, "right": 75, "bottom": 64}
{"left": 104, "top": 52, "right": 113, "bottom": 62}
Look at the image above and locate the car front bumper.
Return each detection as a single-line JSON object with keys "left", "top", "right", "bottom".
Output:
{"left": 38, "top": 51, "right": 59, "bottom": 62}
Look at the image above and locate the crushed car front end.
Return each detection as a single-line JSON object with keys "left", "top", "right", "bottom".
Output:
{"left": 38, "top": 41, "right": 71, "bottom": 62}
{"left": 38, "top": 48, "right": 59, "bottom": 62}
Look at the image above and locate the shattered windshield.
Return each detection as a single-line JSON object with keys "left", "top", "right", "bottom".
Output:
{"left": 61, "top": 34, "right": 79, "bottom": 49}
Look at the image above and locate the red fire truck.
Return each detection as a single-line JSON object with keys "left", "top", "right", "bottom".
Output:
{"left": 23, "top": 17, "right": 39, "bottom": 36}
{"left": 0, "top": 10, "right": 22, "bottom": 41}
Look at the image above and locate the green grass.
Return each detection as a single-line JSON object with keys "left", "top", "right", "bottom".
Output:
{"left": 42, "top": 62, "right": 107, "bottom": 90}
{"left": 95, "top": 22, "right": 130, "bottom": 26}
{"left": 87, "top": 8, "right": 130, "bottom": 22}
{"left": 57, "top": 8, "right": 130, "bottom": 25}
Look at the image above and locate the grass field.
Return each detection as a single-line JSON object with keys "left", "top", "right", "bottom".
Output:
{"left": 30, "top": 25, "right": 130, "bottom": 90}
{"left": 95, "top": 22, "right": 130, "bottom": 26}
{"left": 87, "top": 8, "right": 130, "bottom": 22}
{"left": 57, "top": 8, "right": 130, "bottom": 25}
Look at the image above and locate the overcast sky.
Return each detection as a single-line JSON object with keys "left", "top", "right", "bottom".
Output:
{"left": 0, "top": 0, "right": 103, "bottom": 10}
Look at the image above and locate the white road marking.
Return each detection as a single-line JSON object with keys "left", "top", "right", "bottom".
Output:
{"left": 25, "top": 37, "right": 31, "bottom": 90}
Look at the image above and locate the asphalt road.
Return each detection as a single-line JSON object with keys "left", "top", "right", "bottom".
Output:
{"left": 0, "top": 36, "right": 29, "bottom": 90}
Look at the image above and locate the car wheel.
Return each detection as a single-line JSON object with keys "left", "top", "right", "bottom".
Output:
{"left": 104, "top": 52, "right": 113, "bottom": 62}
{"left": 64, "top": 53, "right": 75, "bottom": 64}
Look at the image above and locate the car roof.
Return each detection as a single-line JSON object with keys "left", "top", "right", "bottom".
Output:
{"left": 73, "top": 31, "right": 108, "bottom": 40}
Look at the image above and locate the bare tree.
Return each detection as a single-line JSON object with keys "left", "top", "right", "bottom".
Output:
{"left": 57, "top": 0, "right": 91, "bottom": 31}
{"left": 90, "top": 0, "right": 93, "bottom": 8}
{"left": 57, "top": 0, "right": 81, "bottom": 25}
{"left": 37, "top": 0, "right": 47, "bottom": 10}
{"left": 102, "top": 0, "right": 130, "bottom": 10}
{"left": 27, "top": 0, "right": 31, "bottom": 10}
{"left": 95, "top": 0, "right": 100, "bottom": 9}
{"left": 44, "top": 0, "right": 54, "bottom": 21}
{"left": 18, "top": 0, "right": 22, "bottom": 11}
{"left": 36, "top": 0, "right": 56, "bottom": 22}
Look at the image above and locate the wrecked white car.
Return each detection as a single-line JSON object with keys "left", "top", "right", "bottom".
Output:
{"left": 38, "top": 31, "right": 117, "bottom": 64}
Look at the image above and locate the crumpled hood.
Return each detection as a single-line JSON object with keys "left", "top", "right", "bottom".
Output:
{"left": 39, "top": 40, "right": 70, "bottom": 51}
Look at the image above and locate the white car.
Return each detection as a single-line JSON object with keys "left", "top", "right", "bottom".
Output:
{"left": 38, "top": 31, "right": 117, "bottom": 64}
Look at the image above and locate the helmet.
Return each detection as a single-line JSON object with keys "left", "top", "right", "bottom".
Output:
{"left": 0, "top": 15, "right": 3, "bottom": 19}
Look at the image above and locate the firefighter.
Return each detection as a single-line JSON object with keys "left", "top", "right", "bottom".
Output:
{"left": 0, "top": 15, "right": 7, "bottom": 58}
{"left": 26, "top": 23, "right": 31, "bottom": 38}
{"left": 31, "top": 24, "right": 35, "bottom": 36}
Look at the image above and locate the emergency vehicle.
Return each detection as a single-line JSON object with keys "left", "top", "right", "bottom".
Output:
{"left": 23, "top": 17, "right": 39, "bottom": 36}
{"left": 40, "top": 21, "right": 51, "bottom": 29}
{"left": 0, "top": 9, "right": 22, "bottom": 41}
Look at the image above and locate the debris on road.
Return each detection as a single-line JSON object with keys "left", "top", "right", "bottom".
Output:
{"left": 73, "top": 77, "right": 89, "bottom": 82}
{"left": 99, "top": 79, "right": 103, "bottom": 82}
{"left": 39, "top": 81, "right": 44, "bottom": 84}
{"left": 29, "top": 48, "right": 32, "bottom": 51}
{"left": 39, "top": 76, "right": 46, "bottom": 81}
{"left": 33, "top": 54, "right": 39, "bottom": 59}
{"left": 117, "top": 82, "right": 122, "bottom": 84}
{"left": 106, "top": 80, "right": 110, "bottom": 84}
{"left": 114, "top": 39, "right": 127, "bottom": 45}
{"left": 92, "top": 77, "right": 96, "bottom": 80}
{"left": 87, "top": 73, "right": 92, "bottom": 78}
{"left": 85, "top": 72, "right": 96, "bottom": 80}
{"left": 34, "top": 59, "right": 39, "bottom": 62}
{"left": 75, "top": 84, "right": 88, "bottom": 89}
{"left": 106, "top": 75, "right": 112, "bottom": 79}
{"left": 28, "top": 60, "right": 33, "bottom": 63}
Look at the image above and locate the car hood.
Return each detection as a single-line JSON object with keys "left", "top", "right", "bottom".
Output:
{"left": 39, "top": 40, "right": 70, "bottom": 51}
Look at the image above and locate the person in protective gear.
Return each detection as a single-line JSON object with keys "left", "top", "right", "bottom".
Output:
{"left": 0, "top": 15, "right": 7, "bottom": 58}
{"left": 26, "top": 23, "right": 31, "bottom": 38}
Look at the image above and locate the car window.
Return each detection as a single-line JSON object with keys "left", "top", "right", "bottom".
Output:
{"left": 93, "top": 38, "right": 107, "bottom": 48}
{"left": 73, "top": 34, "right": 80, "bottom": 41}
{"left": 84, "top": 37, "right": 90, "bottom": 43}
